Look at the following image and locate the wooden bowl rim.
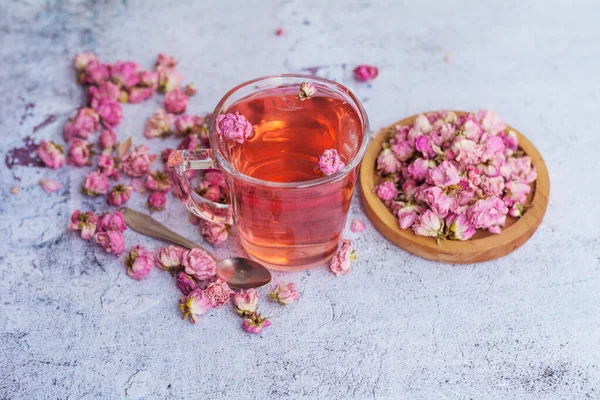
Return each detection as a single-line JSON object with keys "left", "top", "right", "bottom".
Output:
{"left": 359, "top": 110, "right": 550, "bottom": 258}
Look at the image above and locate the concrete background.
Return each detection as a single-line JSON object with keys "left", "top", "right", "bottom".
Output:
{"left": 1, "top": 0, "right": 599, "bottom": 398}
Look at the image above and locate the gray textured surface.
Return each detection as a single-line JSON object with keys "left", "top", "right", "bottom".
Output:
{"left": 1, "top": 0, "right": 599, "bottom": 398}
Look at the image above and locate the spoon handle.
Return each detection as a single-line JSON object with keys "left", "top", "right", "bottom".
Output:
{"left": 120, "top": 208, "right": 217, "bottom": 260}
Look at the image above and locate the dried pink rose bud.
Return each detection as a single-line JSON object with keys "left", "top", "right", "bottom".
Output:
{"left": 88, "top": 81, "right": 120, "bottom": 109}
{"left": 107, "top": 184, "right": 132, "bottom": 207}
{"left": 350, "top": 219, "right": 366, "bottom": 233}
{"left": 467, "top": 196, "right": 508, "bottom": 233}
{"left": 268, "top": 281, "right": 300, "bottom": 305}
{"left": 145, "top": 170, "right": 171, "bottom": 192}
{"left": 181, "top": 248, "right": 216, "bottom": 281}
{"left": 376, "top": 148, "right": 401, "bottom": 175}
{"left": 353, "top": 65, "right": 379, "bottom": 82}
{"left": 98, "top": 129, "right": 117, "bottom": 149}
{"left": 82, "top": 170, "right": 110, "bottom": 196}
{"left": 94, "top": 230, "right": 125, "bottom": 255}
{"left": 156, "top": 53, "right": 178, "bottom": 68}
{"left": 145, "top": 109, "right": 175, "bottom": 139}
{"left": 163, "top": 88, "right": 189, "bottom": 114}
{"left": 204, "top": 170, "right": 226, "bottom": 187}
{"left": 193, "top": 115, "right": 210, "bottom": 146}
{"left": 39, "top": 179, "right": 61, "bottom": 193}
{"left": 275, "top": 28, "right": 284, "bottom": 36}
{"left": 64, "top": 108, "right": 100, "bottom": 141}
{"left": 81, "top": 60, "right": 110, "bottom": 85}
{"left": 138, "top": 71, "right": 158, "bottom": 88}
{"left": 329, "top": 239, "right": 356, "bottom": 276}
{"left": 95, "top": 98, "right": 123, "bottom": 129}
{"left": 447, "top": 213, "right": 476, "bottom": 241}
{"left": 161, "top": 148, "right": 174, "bottom": 163}
{"left": 176, "top": 272, "right": 198, "bottom": 295}
{"left": 147, "top": 191, "right": 167, "bottom": 211}
{"left": 178, "top": 135, "right": 201, "bottom": 151}
{"left": 127, "top": 87, "right": 154, "bottom": 104}
{"left": 97, "top": 154, "right": 118, "bottom": 179}
{"left": 374, "top": 181, "right": 398, "bottom": 201}
{"left": 318, "top": 148, "right": 345, "bottom": 176}
{"left": 120, "top": 145, "right": 157, "bottom": 177}
{"left": 38, "top": 140, "right": 66, "bottom": 169}
{"left": 298, "top": 81, "right": 316, "bottom": 101}
{"left": 155, "top": 245, "right": 185, "bottom": 271}
{"left": 175, "top": 114, "right": 195, "bottom": 136}
{"left": 184, "top": 83, "right": 197, "bottom": 96}
{"left": 201, "top": 221, "right": 228, "bottom": 245}
{"left": 412, "top": 210, "right": 444, "bottom": 238}
{"left": 97, "top": 211, "right": 127, "bottom": 233}
{"left": 215, "top": 112, "right": 253, "bottom": 144}
{"left": 157, "top": 66, "right": 183, "bottom": 93}
{"left": 179, "top": 288, "right": 212, "bottom": 324}
{"left": 73, "top": 52, "right": 98, "bottom": 72}
{"left": 124, "top": 245, "right": 154, "bottom": 280}
{"left": 205, "top": 278, "right": 233, "bottom": 307}
{"left": 197, "top": 181, "right": 222, "bottom": 202}
{"left": 67, "top": 139, "right": 93, "bottom": 167}
{"left": 68, "top": 209, "right": 97, "bottom": 240}
{"left": 242, "top": 312, "right": 271, "bottom": 334}
{"left": 233, "top": 288, "right": 259, "bottom": 317}
{"left": 189, "top": 214, "right": 201, "bottom": 226}
{"left": 110, "top": 61, "right": 141, "bottom": 89}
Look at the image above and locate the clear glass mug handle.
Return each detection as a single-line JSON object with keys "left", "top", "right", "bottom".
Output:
{"left": 167, "top": 149, "right": 233, "bottom": 225}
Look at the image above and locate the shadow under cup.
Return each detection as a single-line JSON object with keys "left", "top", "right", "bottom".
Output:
{"left": 185, "top": 75, "right": 368, "bottom": 271}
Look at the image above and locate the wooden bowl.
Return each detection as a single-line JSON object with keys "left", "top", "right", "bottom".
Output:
{"left": 359, "top": 111, "right": 550, "bottom": 264}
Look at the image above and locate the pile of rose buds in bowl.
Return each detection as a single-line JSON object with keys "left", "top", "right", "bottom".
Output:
{"left": 374, "top": 110, "right": 537, "bottom": 241}
{"left": 33, "top": 52, "right": 363, "bottom": 332}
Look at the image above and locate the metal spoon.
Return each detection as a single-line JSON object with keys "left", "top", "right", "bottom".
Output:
{"left": 120, "top": 208, "right": 272, "bottom": 290}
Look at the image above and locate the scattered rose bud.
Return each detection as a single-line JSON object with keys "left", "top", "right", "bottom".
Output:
{"left": 68, "top": 209, "right": 97, "bottom": 240}
{"left": 189, "top": 214, "right": 201, "bottom": 225}
{"left": 350, "top": 219, "right": 366, "bottom": 233}
{"left": 138, "top": 70, "right": 159, "bottom": 88}
{"left": 298, "top": 81, "right": 316, "bottom": 101}
{"left": 98, "top": 129, "right": 117, "bottom": 150}
{"left": 39, "top": 179, "right": 61, "bottom": 193}
{"left": 233, "top": 288, "right": 259, "bottom": 317}
{"left": 82, "top": 170, "right": 110, "bottom": 196}
{"left": 145, "top": 170, "right": 171, "bottom": 192}
{"left": 97, "top": 211, "right": 127, "bottom": 233}
{"left": 176, "top": 272, "right": 198, "bottom": 295}
{"left": 161, "top": 148, "right": 174, "bottom": 163}
{"left": 94, "top": 230, "right": 125, "bottom": 255}
{"left": 318, "top": 149, "right": 345, "bottom": 176}
{"left": 88, "top": 82, "right": 120, "bottom": 109}
{"left": 197, "top": 181, "right": 222, "bottom": 202}
{"left": 73, "top": 52, "right": 98, "bottom": 72}
{"left": 242, "top": 312, "right": 271, "bottom": 334}
{"left": 181, "top": 248, "right": 216, "bottom": 281}
{"left": 184, "top": 83, "right": 197, "bottom": 96}
{"left": 95, "top": 98, "right": 123, "bottom": 129}
{"left": 353, "top": 65, "right": 379, "bottom": 82}
{"left": 204, "top": 170, "right": 226, "bottom": 187}
{"left": 81, "top": 60, "right": 110, "bottom": 85}
{"left": 174, "top": 114, "right": 195, "bottom": 136}
{"left": 120, "top": 145, "right": 157, "bottom": 177}
{"left": 107, "top": 184, "right": 132, "bottom": 207}
{"left": 110, "top": 61, "right": 141, "bottom": 89}
{"left": 155, "top": 245, "right": 185, "bottom": 272}
{"left": 215, "top": 112, "right": 253, "bottom": 144}
{"left": 204, "top": 278, "right": 233, "bottom": 307}
{"left": 67, "top": 139, "right": 93, "bottom": 167}
{"left": 127, "top": 87, "right": 154, "bottom": 104}
{"left": 329, "top": 239, "right": 356, "bottom": 276}
{"left": 201, "top": 221, "right": 228, "bottom": 245}
{"left": 193, "top": 115, "right": 210, "bottom": 146}
{"left": 145, "top": 109, "right": 175, "bottom": 139}
{"left": 275, "top": 27, "right": 284, "bottom": 36}
{"left": 97, "top": 153, "right": 119, "bottom": 179}
{"left": 156, "top": 53, "right": 178, "bottom": 68}
{"left": 268, "top": 282, "right": 300, "bottom": 305}
{"left": 178, "top": 134, "right": 201, "bottom": 151}
{"left": 164, "top": 88, "right": 189, "bottom": 114}
{"left": 157, "top": 66, "right": 183, "bottom": 94}
{"left": 179, "top": 289, "right": 212, "bottom": 324}
{"left": 38, "top": 140, "right": 66, "bottom": 169}
{"left": 147, "top": 191, "right": 167, "bottom": 211}
{"left": 124, "top": 244, "right": 154, "bottom": 280}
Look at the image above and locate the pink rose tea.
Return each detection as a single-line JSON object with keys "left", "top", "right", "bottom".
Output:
{"left": 216, "top": 84, "right": 365, "bottom": 268}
